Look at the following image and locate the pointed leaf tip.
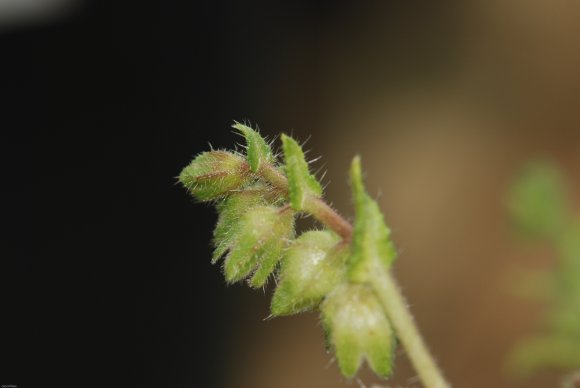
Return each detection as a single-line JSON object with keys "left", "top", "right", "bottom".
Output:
{"left": 233, "top": 122, "right": 274, "bottom": 172}
{"left": 350, "top": 155, "right": 363, "bottom": 195}
{"left": 348, "top": 157, "right": 396, "bottom": 283}
{"left": 281, "top": 134, "right": 323, "bottom": 211}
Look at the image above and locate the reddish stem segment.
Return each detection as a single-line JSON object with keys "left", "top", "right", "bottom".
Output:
{"left": 260, "top": 163, "right": 353, "bottom": 241}
{"left": 303, "top": 197, "right": 352, "bottom": 241}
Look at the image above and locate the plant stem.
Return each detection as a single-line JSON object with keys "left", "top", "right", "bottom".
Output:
{"left": 371, "top": 268, "right": 450, "bottom": 388}
{"left": 259, "top": 163, "right": 288, "bottom": 190}
{"left": 260, "top": 163, "right": 352, "bottom": 241}
{"left": 259, "top": 161, "right": 449, "bottom": 388}
{"left": 304, "top": 197, "right": 352, "bottom": 242}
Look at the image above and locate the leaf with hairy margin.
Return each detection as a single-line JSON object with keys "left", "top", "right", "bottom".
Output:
{"left": 233, "top": 122, "right": 274, "bottom": 172}
{"left": 348, "top": 156, "right": 396, "bottom": 283}
{"left": 281, "top": 134, "right": 322, "bottom": 211}
{"left": 179, "top": 151, "right": 250, "bottom": 201}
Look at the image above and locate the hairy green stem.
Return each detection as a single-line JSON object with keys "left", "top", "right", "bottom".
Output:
{"left": 259, "top": 163, "right": 288, "bottom": 190}
{"left": 259, "top": 161, "right": 449, "bottom": 388}
{"left": 371, "top": 268, "right": 450, "bottom": 388}
{"left": 303, "top": 197, "right": 353, "bottom": 242}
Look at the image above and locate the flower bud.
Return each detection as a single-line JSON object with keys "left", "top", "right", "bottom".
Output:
{"left": 223, "top": 205, "right": 294, "bottom": 288}
{"left": 321, "top": 283, "right": 395, "bottom": 378}
{"left": 212, "top": 188, "right": 268, "bottom": 263}
{"left": 179, "top": 151, "right": 250, "bottom": 202}
{"left": 271, "top": 230, "right": 347, "bottom": 316}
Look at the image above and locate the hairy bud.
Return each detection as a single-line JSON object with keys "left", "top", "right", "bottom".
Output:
{"left": 271, "top": 230, "right": 347, "bottom": 316}
{"left": 179, "top": 151, "right": 250, "bottom": 201}
{"left": 223, "top": 205, "right": 294, "bottom": 287}
{"left": 321, "top": 283, "right": 395, "bottom": 378}
{"left": 212, "top": 188, "right": 269, "bottom": 262}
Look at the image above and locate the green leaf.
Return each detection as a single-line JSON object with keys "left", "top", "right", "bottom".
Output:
{"left": 233, "top": 122, "right": 274, "bottom": 173}
{"left": 348, "top": 156, "right": 396, "bottom": 283}
{"left": 179, "top": 151, "right": 250, "bottom": 201}
{"left": 271, "top": 230, "right": 347, "bottom": 316}
{"left": 212, "top": 189, "right": 268, "bottom": 263}
{"left": 281, "top": 134, "right": 322, "bottom": 211}
{"left": 321, "top": 283, "right": 395, "bottom": 378}
{"left": 223, "top": 205, "right": 294, "bottom": 287}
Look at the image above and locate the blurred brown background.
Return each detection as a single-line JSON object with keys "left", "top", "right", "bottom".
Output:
{"left": 2, "top": 0, "right": 579, "bottom": 387}
{"left": 217, "top": 2, "right": 580, "bottom": 387}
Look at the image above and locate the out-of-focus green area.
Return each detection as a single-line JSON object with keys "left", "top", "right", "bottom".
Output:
{"left": 507, "top": 162, "right": 570, "bottom": 240}
{"left": 507, "top": 162, "right": 580, "bottom": 379}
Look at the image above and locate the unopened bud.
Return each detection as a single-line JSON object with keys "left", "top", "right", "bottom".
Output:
{"left": 179, "top": 151, "right": 250, "bottom": 201}
{"left": 223, "top": 205, "right": 294, "bottom": 288}
{"left": 321, "top": 283, "right": 395, "bottom": 378}
{"left": 212, "top": 188, "right": 268, "bottom": 262}
{"left": 271, "top": 230, "right": 347, "bottom": 316}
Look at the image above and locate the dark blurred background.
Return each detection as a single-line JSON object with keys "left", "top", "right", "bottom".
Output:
{"left": 1, "top": 1, "right": 579, "bottom": 387}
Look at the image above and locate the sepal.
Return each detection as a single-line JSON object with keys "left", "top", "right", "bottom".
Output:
{"left": 212, "top": 189, "right": 268, "bottom": 263}
{"left": 223, "top": 205, "right": 295, "bottom": 288}
{"left": 271, "top": 230, "right": 347, "bottom": 316}
{"left": 321, "top": 283, "right": 395, "bottom": 378}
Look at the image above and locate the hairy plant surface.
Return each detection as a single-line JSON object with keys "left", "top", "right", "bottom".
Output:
{"left": 179, "top": 123, "right": 449, "bottom": 387}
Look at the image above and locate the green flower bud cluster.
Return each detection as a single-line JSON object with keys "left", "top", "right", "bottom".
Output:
{"left": 179, "top": 123, "right": 399, "bottom": 379}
